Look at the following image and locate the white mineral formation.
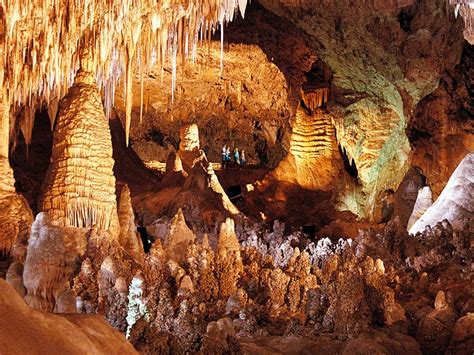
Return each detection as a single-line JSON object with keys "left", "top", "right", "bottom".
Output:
{"left": 409, "top": 152, "right": 474, "bottom": 234}
{"left": 126, "top": 273, "right": 147, "bottom": 339}
{"left": 23, "top": 212, "right": 75, "bottom": 312}
{"left": 40, "top": 56, "right": 119, "bottom": 237}
{"left": 407, "top": 186, "right": 433, "bottom": 231}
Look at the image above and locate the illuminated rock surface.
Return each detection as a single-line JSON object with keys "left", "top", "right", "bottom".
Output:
{"left": 409, "top": 152, "right": 474, "bottom": 235}
{"left": 39, "top": 66, "right": 119, "bottom": 236}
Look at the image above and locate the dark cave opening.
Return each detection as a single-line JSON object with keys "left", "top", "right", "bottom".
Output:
{"left": 338, "top": 144, "right": 359, "bottom": 180}
{"left": 137, "top": 226, "right": 152, "bottom": 253}
{"left": 9, "top": 109, "right": 52, "bottom": 214}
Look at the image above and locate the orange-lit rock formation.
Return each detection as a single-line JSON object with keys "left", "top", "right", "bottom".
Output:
{"left": 40, "top": 63, "right": 119, "bottom": 236}
{"left": 270, "top": 105, "right": 342, "bottom": 191}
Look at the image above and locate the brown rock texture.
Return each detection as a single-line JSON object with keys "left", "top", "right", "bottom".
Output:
{"left": 0, "top": 278, "right": 137, "bottom": 354}
{"left": 163, "top": 209, "right": 196, "bottom": 263}
{"left": 409, "top": 44, "right": 474, "bottom": 198}
{"left": 23, "top": 213, "right": 77, "bottom": 312}
{"left": 40, "top": 68, "right": 119, "bottom": 236}
{"left": 0, "top": 90, "right": 33, "bottom": 257}
{"left": 115, "top": 42, "right": 291, "bottom": 167}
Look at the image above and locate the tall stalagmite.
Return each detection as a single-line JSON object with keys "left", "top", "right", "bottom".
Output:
{"left": 40, "top": 55, "right": 119, "bottom": 237}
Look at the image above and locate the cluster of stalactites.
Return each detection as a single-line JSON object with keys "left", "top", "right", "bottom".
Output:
{"left": 448, "top": 0, "right": 474, "bottom": 43}
{"left": 302, "top": 88, "right": 330, "bottom": 111}
{"left": 1, "top": 0, "right": 248, "bottom": 147}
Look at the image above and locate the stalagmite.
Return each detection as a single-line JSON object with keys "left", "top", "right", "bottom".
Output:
{"left": 407, "top": 186, "right": 433, "bottom": 231}
{"left": 40, "top": 54, "right": 119, "bottom": 236}
{"left": 23, "top": 213, "right": 74, "bottom": 312}
{"left": 164, "top": 209, "right": 196, "bottom": 263}
{"left": 178, "top": 123, "right": 201, "bottom": 173}
{"left": 409, "top": 152, "right": 474, "bottom": 235}
{"left": 118, "top": 185, "right": 145, "bottom": 265}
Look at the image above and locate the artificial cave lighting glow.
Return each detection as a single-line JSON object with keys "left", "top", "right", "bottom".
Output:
{"left": 1, "top": 0, "right": 248, "bottom": 146}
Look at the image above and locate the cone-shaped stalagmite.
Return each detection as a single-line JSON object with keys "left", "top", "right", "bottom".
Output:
{"left": 40, "top": 54, "right": 119, "bottom": 237}
{"left": 118, "top": 184, "right": 144, "bottom": 265}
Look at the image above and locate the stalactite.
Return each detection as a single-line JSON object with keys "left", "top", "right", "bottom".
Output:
{"left": 2, "top": 0, "right": 249, "bottom": 145}
{"left": 302, "top": 87, "right": 330, "bottom": 111}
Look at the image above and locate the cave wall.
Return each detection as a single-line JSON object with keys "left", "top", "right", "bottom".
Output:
{"left": 258, "top": 0, "right": 466, "bottom": 218}
{"left": 409, "top": 43, "right": 474, "bottom": 197}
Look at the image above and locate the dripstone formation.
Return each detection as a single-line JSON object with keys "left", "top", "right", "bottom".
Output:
{"left": 40, "top": 64, "right": 119, "bottom": 236}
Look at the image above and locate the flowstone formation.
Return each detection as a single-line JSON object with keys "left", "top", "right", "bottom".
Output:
{"left": 40, "top": 61, "right": 119, "bottom": 236}
{"left": 270, "top": 105, "right": 342, "bottom": 191}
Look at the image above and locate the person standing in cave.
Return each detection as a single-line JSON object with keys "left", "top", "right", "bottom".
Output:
{"left": 221, "top": 144, "right": 227, "bottom": 169}
{"left": 233, "top": 147, "right": 240, "bottom": 165}
{"left": 240, "top": 149, "right": 246, "bottom": 165}
{"left": 226, "top": 146, "right": 231, "bottom": 167}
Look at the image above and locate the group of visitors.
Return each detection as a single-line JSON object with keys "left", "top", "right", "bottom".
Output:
{"left": 221, "top": 144, "right": 246, "bottom": 169}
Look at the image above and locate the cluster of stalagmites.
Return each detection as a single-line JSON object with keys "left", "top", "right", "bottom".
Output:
{"left": 4, "top": 199, "right": 472, "bottom": 353}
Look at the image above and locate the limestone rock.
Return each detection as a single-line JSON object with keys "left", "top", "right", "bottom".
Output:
{"left": 409, "top": 152, "right": 474, "bottom": 234}
{"left": 271, "top": 106, "right": 342, "bottom": 191}
{"left": 178, "top": 123, "right": 201, "bottom": 173}
{"left": 5, "top": 262, "right": 26, "bottom": 297}
{"left": 392, "top": 167, "right": 426, "bottom": 228}
{"left": 40, "top": 68, "right": 119, "bottom": 236}
{"left": 0, "top": 278, "right": 137, "bottom": 354}
{"left": 447, "top": 313, "right": 474, "bottom": 354}
{"left": 0, "top": 181, "right": 33, "bottom": 258}
{"left": 164, "top": 209, "right": 196, "bottom": 263}
{"left": 416, "top": 291, "right": 458, "bottom": 354}
{"left": 217, "top": 218, "right": 240, "bottom": 254}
